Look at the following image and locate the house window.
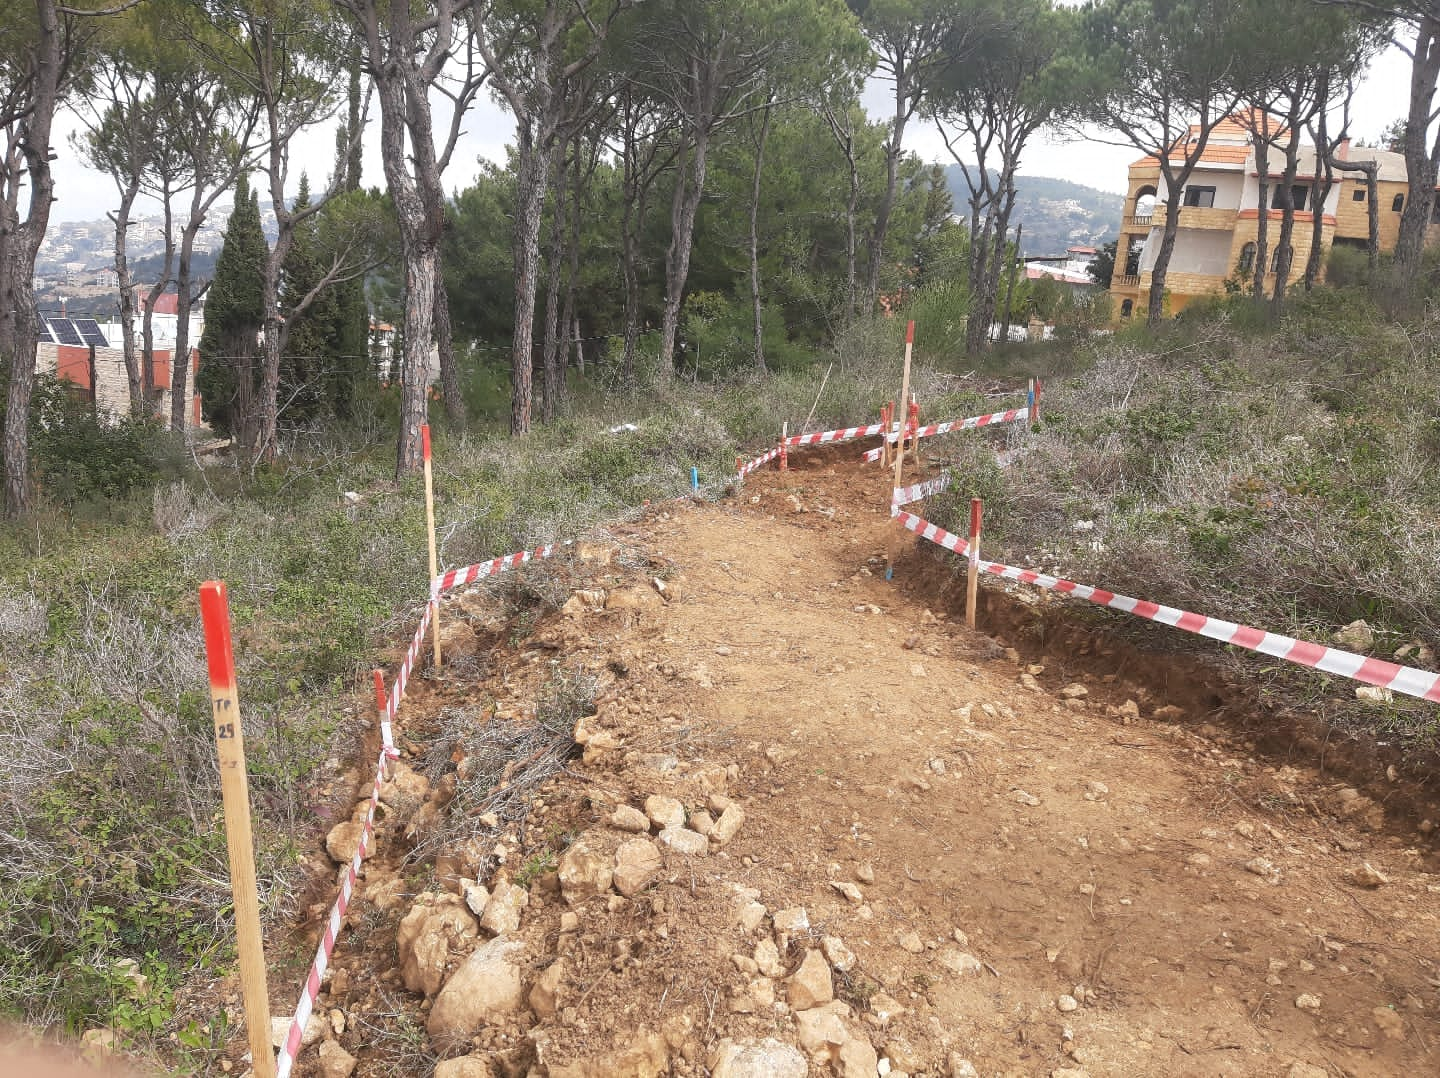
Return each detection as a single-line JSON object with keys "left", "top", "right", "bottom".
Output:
{"left": 1393, "top": 193, "right": 1405, "bottom": 212}
{"left": 1352, "top": 188, "right": 1366, "bottom": 202}
{"left": 1238, "top": 242, "right": 1257, "bottom": 274}
{"left": 1120, "top": 299, "right": 1134, "bottom": 319}
{"left": 1183, "top": 185, "right": 1216, "bottom": 208}
{"left": 1270, "top": 184, "right": 1309, "bottom": 211}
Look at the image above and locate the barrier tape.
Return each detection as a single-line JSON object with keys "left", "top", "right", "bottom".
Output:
{"left": 432, "top": 544, "right": 559, "bottom": 597}
{"left": 385, "top": 600, "right": 433, "bottom": 738}
{"left": 893, "top": 508, "right": 972, "bottom": 557}
{"left": 898, "top": 510, "right": 1440, "bottom": 704}
{"left": 737, "top": 446, "right": 783, "bottom": 477}
{"left": 783, "top": 420, "right": 886, "bottom": 447}
{"left": 893, "top": 473, "right": 952, "bottom": 507}
{"left": 274, "top": 744, "right": 389, "bottom": 1078}
{"left": 862, "top": 405, "right": 1031, "bottom": 463}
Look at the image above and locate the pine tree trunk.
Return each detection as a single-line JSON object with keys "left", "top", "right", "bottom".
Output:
{"left": 1398, "top": 18, "right": 1440, "bottom": 272}
{"left": 748, "top": 99, "right": 774, "bottom": 375}
{"left": 559, "top": 149, "right": 582, "bottom": 407}
{"left": 510, "top": 122, "right": 554, "bottom": 435}
{"left": 658, "top": 131, "right": 709, "bottom": 378}
{"left": 965, "top": 209, "right": 993, "bottom": 355}
{"left": 396, "top": 248, "right": 437, "bottom": 473}
{"left": 1269, "top": 137, "right": 1303, "bottom": 316}
{"left": 110, "top": 187, "right": 143, "bottom": 414}
{"left": 1147, "top": 183, "right": 1185, "bottom": 326}
{"left": 1253, "top": 136, "right": 1270, "bottom": 302}
{"left": 170, "top": 219, "right": 203, "bottom": 433}
{"left": 142, "top": 201, "right": 175, "bottom": 413}
{"left": 2, "top": 0, "right": 61, "bottom": 516}
{"left": 433, "top": 268, "right": 465, "bottom": 426}
{"left": 864, "top": 65, "right": 910, "bottom": 313}
{"left": 541, "top": 153, "right": 568, "bottom": 423}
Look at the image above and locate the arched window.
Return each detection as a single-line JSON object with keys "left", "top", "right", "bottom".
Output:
{"left": 1133, "top": 185, "right": 1158, "bottom": 219}
{"left": 1120, "top": 298, "right": 1134, "bottom": 319}
{"left": 1393, "top": 193, "right": 1405, "bottom": 212}
{"left": 1238, "top": 242, "right": 1257, "bottom": 274}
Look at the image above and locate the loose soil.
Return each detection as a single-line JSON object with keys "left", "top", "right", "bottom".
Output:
{"left": 276, "top": 445, "right": 1440, "bottom": 1078}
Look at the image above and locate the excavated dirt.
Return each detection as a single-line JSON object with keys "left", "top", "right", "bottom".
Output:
{"left": 275, "top": 446, "right": 1440, "bottom": 1078}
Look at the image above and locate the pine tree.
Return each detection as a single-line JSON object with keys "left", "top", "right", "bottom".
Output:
{"left": 197, "top": 174, "right": 266, "bottom": 442}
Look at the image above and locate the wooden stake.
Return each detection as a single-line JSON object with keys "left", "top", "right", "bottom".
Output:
{"left": 966, "top": 498, "right": 982, "bottom": 631}
{"left": 909, "top": 395, "right": 921, "bottom": 467}
{"left": 1034, "top": 377, "right": 1043, "bottom": 426}
{"left": 780, "top": 422, "right": 788, "bottom": 471}
{"left": 198, "top": 582, "right": 276, "bottom": 1078}
{"left": 879, "top": 403, "right": 891, "bottom": 467}
{"left": 422, "top": 424, "right": 441, "bottom": 669}
{"left": 892, "top": 321, "right": 914, "bottom": 490}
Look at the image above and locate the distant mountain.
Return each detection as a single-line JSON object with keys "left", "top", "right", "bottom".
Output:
{"left": 942, "top": 167, "right": 1123, "bottom": 258}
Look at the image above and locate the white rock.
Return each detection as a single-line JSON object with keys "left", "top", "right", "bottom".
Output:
{"left": 1056, "top": 994, "right": 1080, "bottom": 1012}
{"left": 462, "top": 881, "right": 490, "bottom": 918}
{"left": 480, "top": 879, "right": 529, "bottom": 935}
{"left": 772, "top": 907, "right": 809, "bottom": 934}
{"left": 936, "top": 948, "right": 983, "bottom": 976}
{"left": 788, "top": 949, "right": 834, "bottom": 1010}
{"left": 821, "top": 936, "right": 856, "bottom": 972}
{"left": 427, "top": 937, "right": 526, "bottom": 1047}
{"left": 710, "top": 803, "right": 746, "bottom": 845}
{"left": 830, "top": 880, "right": 864, "bottom": 904}
{"left": 1356, "top": 685, "right": 1394, "bottom": 704}
{"left": 396, "top": 901, "right": 479, "bottom": 996}
{"left": 948, "top": 1054, "right": 979, "bottom": 1077}
{"left": 1334, "top": 619, "right": 1375, "bottom": 651}
{"left": 613, "top": 838, "right": 663, "bottom": 897}
{"left": 657, "top": 826, "right": 708, "bottom": 856}
{"left": 754, "top": 938, "right": 785, "bottom": 978}
{"left": 609, "top": 805, "right": 651, "bottom": 832}
{"left": 1059, "top": 683, "right": 1088, "bottom": 699}
{"left": 316, "top": 1039, "right": 357, "bottom": 1078}
{"left": 1295, "top": 993, "right": 1322, "bottom": 1011}
{"left": 710, "top": 1038, "right": 809, "bottom": 1078}
{"left": 558, "top": 837, "right": 613, "bottom": 902}
{"left": 645, "top": 795, "right": 686, "bottom": 830}
{"left": 1014, "top": 790, "right": 1041, "bottom": 807}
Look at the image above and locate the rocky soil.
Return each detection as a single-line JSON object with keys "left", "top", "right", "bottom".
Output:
{"left": 265, "top": 446, "right": 1440, "bottom": 1078}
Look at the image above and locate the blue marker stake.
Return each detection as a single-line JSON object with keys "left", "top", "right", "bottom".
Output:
{"left": 690, "top": 466, "right": 699, "bottom": 491}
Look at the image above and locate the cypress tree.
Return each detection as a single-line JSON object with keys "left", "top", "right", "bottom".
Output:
{"left": 278, "top": 174, "right": 330, "bottom": 425}
{"left": 197, "top": 174, "right": 266, "bottom": 442}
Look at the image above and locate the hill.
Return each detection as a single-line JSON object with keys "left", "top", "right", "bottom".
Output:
{"left": 943, "top": 166, "right": 1122, "bottom": 257}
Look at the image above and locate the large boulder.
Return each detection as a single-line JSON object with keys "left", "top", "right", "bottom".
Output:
{"left": 427, "top": 937, "right": 527, "bottom": 1048}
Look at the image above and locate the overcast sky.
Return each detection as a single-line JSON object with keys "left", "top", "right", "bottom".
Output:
{"left": 49, "top": 41, "right": 1411, "bottom": 225}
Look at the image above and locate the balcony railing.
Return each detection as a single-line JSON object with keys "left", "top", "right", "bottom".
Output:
{"left": 1125, "top": 214, "right": 1154, "bottom": 228}
{"left": 1114, "top": 274, "right": 1140, "bottom": 287}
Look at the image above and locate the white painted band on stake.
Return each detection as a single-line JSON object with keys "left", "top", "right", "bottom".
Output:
{"left": 897, "top": 510, "right": 1440, "bottom": 705}
{"left": 863, "top": 405, "right": 1031, "bottom": 463}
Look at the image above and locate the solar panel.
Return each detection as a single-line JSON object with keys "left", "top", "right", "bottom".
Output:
{"left": 35, "top": 317, "right": 54, "bottom": 344}
{"left": 74, "top": 318, "right": 108, "bottom": 348}
{"left": 49, "top": 318, "right": 84, "bottom": 346}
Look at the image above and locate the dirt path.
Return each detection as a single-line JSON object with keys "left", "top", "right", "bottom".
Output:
{"left": 300, "top": 450, "right": 1440, "bottom": 1078}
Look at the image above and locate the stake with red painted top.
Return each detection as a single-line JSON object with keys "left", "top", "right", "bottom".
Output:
{"left": 1034, "top": 378, "right": 1043, "bottom": 426}
{"left": 198, "top": 582, "right": 277, "bottom": 1078}
{"left": 892, "top": 321, "right": 915, "bottom": 490}
{"left": 422, "top": 424, "right": 441, "bottom": 668}
{"left": 966, "top": 498, "right": 982, "bottom": 630}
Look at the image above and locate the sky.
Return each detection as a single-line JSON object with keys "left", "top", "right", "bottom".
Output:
{"left": 49, "top": 41, "right": 1413, "bottom": 225}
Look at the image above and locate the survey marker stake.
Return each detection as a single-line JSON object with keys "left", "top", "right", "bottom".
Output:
{"left": 422, "top": 424, "right": 442, "bottom": 669}
{"left": 967, "top": 498, "right": 982, "bottom": 631}
{"left": 199, "top": 581, "right": 277, "bottom": 1078}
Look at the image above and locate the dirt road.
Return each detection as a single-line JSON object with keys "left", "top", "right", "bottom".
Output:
{"left": 300, "top": 448, "right": 1440, "bottom": 1078}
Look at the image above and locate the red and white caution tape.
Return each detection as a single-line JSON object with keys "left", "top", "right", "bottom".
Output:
{"left": 783, "top": 420, "right": 886, "bottom": 447}
{"left": 383, "top": 601, "right": 432, "bottom": 746}
{"left": 275, "top": 744, "right": 389, "bottom": 1078}
{"left": 432, "top": 544, "right": 560, "bottom": 597}
{"left": 892, "top": 508, "right": 972, "bottom": 557}
{"left": 892, "top": 473, "right": 952, "bottom": 507}
{"left": 737, "top": 446, "right": 783, "bottom": 477}
{"left": 899, "top": 511, "right": 1440, "bottom": 704}
{"left": 863, "top": 405, "right": 1031, "bottom": 463}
